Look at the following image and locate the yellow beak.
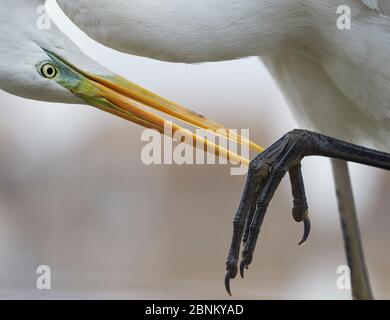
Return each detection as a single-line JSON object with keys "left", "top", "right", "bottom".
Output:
{"left": 84, "top": 73, "right": 264, "bottom": 166}
{"left": 45, "top": 49, "right": 264, "bottom": 165}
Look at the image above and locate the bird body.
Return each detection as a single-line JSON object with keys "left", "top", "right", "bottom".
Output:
{"left": 263, "top": 0, "right": 390, "bottom": 150}
{"left": 1, "top": 0, "right": 389, "bottom": 150}
{"left": 56, "top": 0, "right": 390, "bottom": 151}
{"left": 1, "top": 0, "right": 390, "bottom": 298}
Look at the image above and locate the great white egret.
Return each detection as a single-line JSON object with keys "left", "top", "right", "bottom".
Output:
{"left": 1, "top": 0, "right": 390, "bottom": 297}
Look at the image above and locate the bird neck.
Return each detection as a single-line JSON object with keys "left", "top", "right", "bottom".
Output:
{"left": 112, "top": 0, "right": 308, "bottom": 63}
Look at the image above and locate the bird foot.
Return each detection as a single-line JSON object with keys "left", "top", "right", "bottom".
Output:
{"left": 224, "top": 128, "right": 390, "bottom": 295}
{"left": 224, "top": 129, "right": 312, "bottom": 295}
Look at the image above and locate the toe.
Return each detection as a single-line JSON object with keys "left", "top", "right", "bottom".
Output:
{"left": 298, "top": 215, "right": 311, "bottom": 245}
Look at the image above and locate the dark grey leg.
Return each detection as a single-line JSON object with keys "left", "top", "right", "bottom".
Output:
{"left": 225, "top": 129, "right": 390, "bottom": 295}
{"left": 332, "top": 159, "right": 373, "bottom": 300}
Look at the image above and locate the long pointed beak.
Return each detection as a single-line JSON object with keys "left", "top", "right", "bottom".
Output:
{"left": 89, "top": 74, "right": 263, "bottom": 152}
{"left": 85, "top": 73, "right": 263, "bottom": 165}
{"left": 45, "top": 50, "right": 264, "bottom": 165}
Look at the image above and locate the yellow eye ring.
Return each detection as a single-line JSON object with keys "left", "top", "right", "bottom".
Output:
{"left": 40, "top": 63, "right": 58, "bottom": 79}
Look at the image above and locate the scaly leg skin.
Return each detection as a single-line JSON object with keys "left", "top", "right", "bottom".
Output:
{"left": 225, "top": 129, "right": 390, "bottom": 295}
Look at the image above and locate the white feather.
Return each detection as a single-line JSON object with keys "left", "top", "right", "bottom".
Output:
{"left": 1, "top": 0, "right": 389, "bottom": 151}
{"left": 56, "top": 0, "right": 390, "bottom": 150}
{"left": 0, "top": 0, "right": 113, "bottom": 102}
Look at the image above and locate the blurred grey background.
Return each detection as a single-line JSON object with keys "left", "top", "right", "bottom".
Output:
{"left": 0, "top": 1, "right": 388, "bottom": 299}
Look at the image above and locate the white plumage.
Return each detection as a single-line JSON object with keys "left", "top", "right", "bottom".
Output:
{"left": 0, "top": 0, "right": 113, "bottom": 102}
{"left": 0, "top": 0, "right": 389, "bottom": 298}
{"left": 55, "top": 0, "right": 390, "bottom": 151}
{"left": 0, "top": 0, "right": 389, "bottom": 151}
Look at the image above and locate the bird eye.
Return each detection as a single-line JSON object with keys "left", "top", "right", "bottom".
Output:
{"left": 40, "top": 63, "right": 58, "bottom": 79}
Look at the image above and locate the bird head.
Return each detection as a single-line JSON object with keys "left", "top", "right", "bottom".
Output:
{"left": 0, "top": 0, "right": 263, "bottom": 164}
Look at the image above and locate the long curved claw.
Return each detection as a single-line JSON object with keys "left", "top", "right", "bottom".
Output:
{"left": 224, "top": 272, "right": 233, "bottom": 296}
{"left": 239, "top": 260, "right": 248, "bottom": 279}
{"left": 289, "top": 163, "right": 310, "bottom": 245}
{"left": 298, "top": 215, "right": 311, "bottom": 245}
{"left": 225, "top": 262, "right": 238, "bottom": 296}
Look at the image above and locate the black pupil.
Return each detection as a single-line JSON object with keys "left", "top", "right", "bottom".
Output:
{"left": 46, "top": 67, "right": 54, "bottom": 76}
